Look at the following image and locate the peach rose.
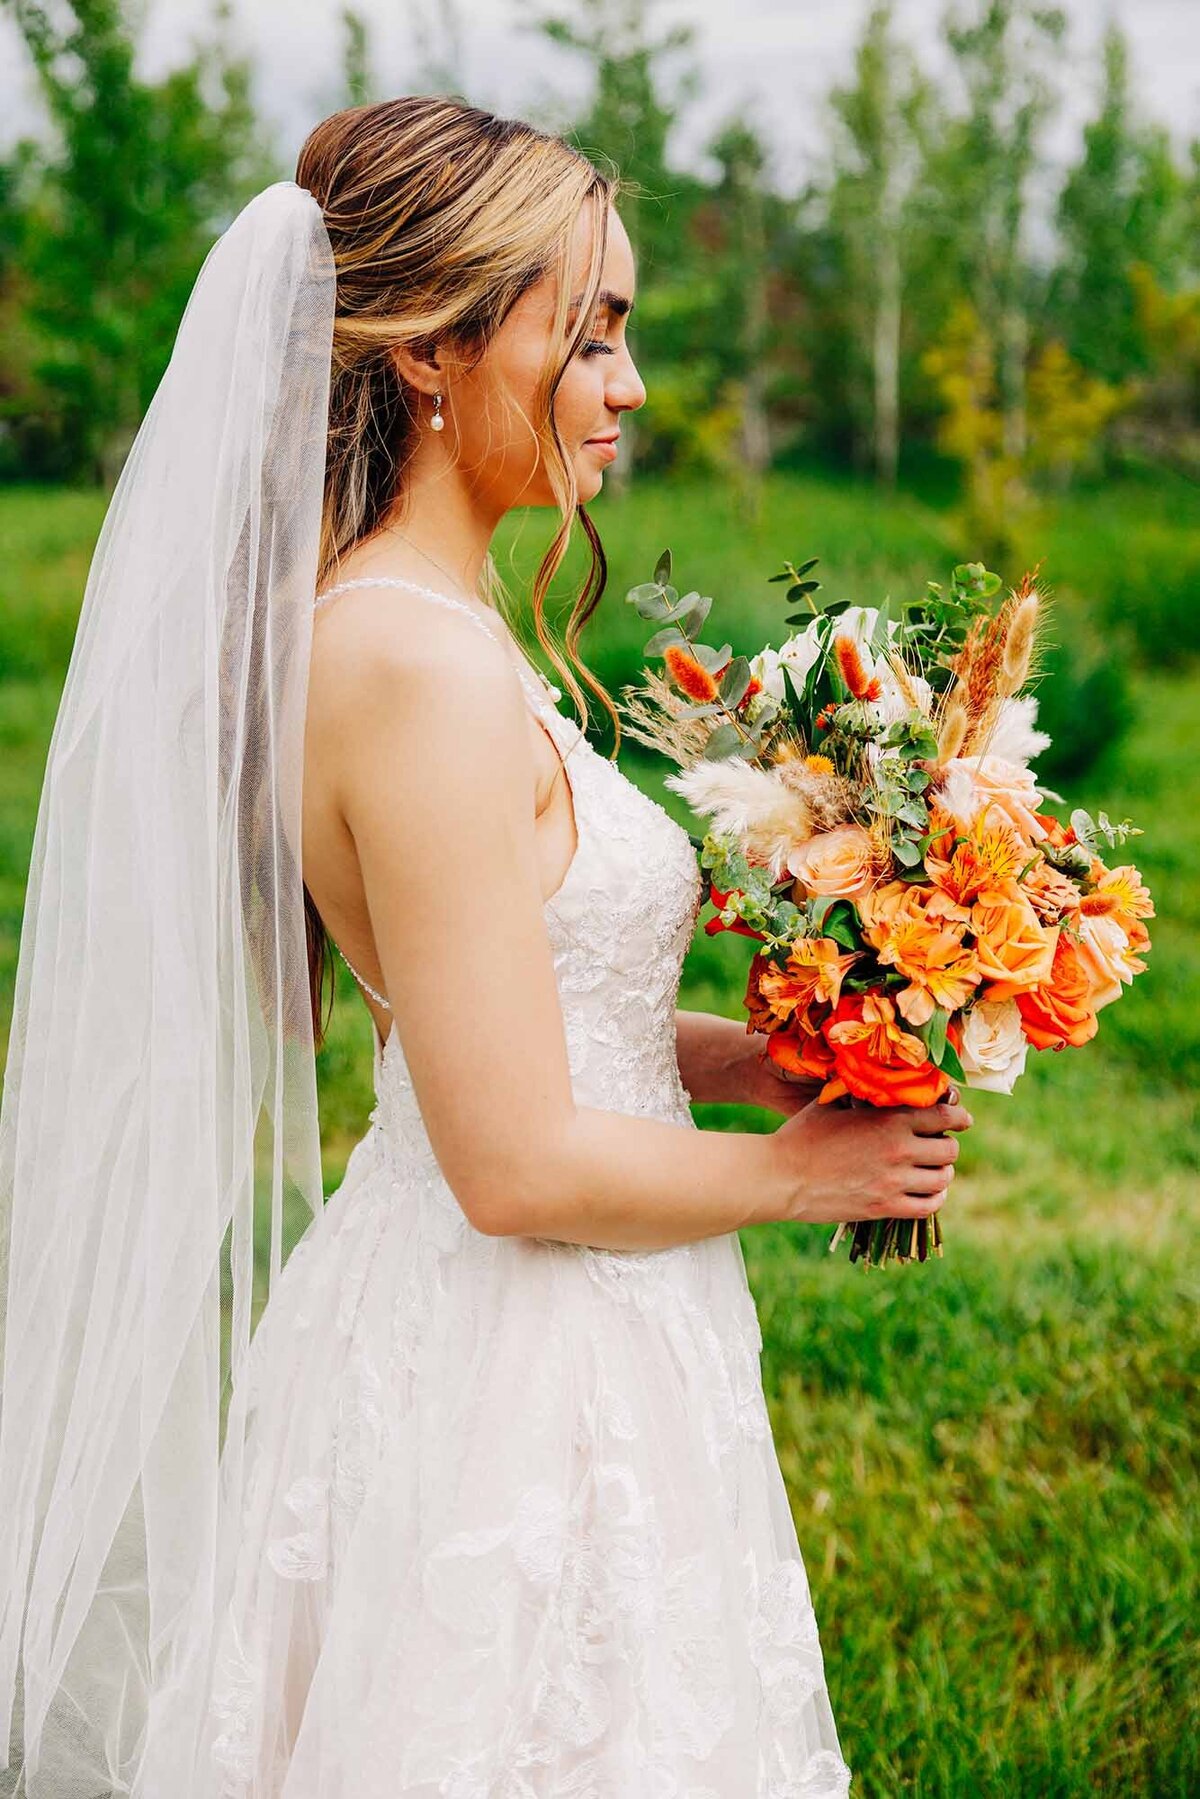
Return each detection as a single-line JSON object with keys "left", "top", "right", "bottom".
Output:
{"left": 786, "top": 824, "right": 877, "bottom": 900}
{"left": 1075, "top": 912, "right": 1135, "bottom": 1011}
{"left": 1016, "top": 934, "right": 1099, "bottom": 1050}
{"left": 971, "top": 893, "right": 1059, "bottom": 1002}
{"left": 1022, "top": 857, "right": 1082, "bottom": 925}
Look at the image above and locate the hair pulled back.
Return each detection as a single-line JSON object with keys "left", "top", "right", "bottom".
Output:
{"left": 295, "top": 97, "right": 622, "bottom": 1043}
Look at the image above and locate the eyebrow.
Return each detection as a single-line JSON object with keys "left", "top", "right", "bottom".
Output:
{"left": 570, "top": 288, "right": 634, "bottom": 319}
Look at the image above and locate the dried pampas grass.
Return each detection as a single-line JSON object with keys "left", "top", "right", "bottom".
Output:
{"left": 664, "top": 757, "right": 833, "bottom": 881}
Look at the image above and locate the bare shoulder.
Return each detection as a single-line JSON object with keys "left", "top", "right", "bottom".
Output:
{"left": 307, "top": 582, "right": 532, "bottom": 801}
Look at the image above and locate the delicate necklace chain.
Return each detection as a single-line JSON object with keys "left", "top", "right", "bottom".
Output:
{"left": 383, "top": 528, "right": 482, "bottom": 606}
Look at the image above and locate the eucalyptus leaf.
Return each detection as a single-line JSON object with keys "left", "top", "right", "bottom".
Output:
{"left": 718, "top": 655, "right": 752, "bottom": 707}
{"left": 892, "top": 835, "right": 924, "bottom": 867}
{"left": 644, "top": 623, "right": 692, "bottom": 656}
{"left": 702, "top": 721, "right": 748, "bottom": 761}
{"left": 654, "top": 547, "right": 672, "bottom": 585}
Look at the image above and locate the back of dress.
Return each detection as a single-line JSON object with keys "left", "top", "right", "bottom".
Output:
{"left": 204, "top": 578, "right": 853, "bottom": 1799}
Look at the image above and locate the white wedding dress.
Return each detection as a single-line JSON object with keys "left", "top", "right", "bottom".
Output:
{"left": 203, "top": 578, "right": 853, "bottom": 1798}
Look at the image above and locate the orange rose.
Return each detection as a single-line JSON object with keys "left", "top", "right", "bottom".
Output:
{"left": 971, "top": 892, "right": 1059, "bottom": 1002}
{"left": 765, "top": 1021, "right": 837, "bottom": 1084}
{"left": 1016, "top": 933, "right": 1099, "bottom": 1050}
{"left": 786, "top": 824, "right": 877, "bottom": 900}
{"left": 819, "top": 992, "right": 954, "bottom": 1109}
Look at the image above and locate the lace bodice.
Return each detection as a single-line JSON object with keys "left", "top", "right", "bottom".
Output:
{"left": 311, "top": 576, "right": 706, "bottom": 1148}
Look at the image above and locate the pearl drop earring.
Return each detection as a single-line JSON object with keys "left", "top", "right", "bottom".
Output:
{"left": 430, "top": 392, "right": 445, "bottom": 433}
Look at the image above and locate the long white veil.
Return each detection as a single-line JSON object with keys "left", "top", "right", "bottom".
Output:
{"left": 0, "top": 181, "right": 335, "bottom": 1796}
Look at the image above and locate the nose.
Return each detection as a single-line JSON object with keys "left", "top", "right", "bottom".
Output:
{"left": 607, "top": 339, "right": 646, "bottom": 415}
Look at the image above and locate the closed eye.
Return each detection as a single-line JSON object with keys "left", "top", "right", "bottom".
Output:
{"left": 580, "top": 340, "right": 615, "bottom": 357}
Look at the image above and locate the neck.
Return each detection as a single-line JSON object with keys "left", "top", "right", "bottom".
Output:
{"left": 379, "top": 437, "right": 503, "bottom": 595}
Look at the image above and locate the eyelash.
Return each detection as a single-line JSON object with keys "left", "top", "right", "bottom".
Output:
{"left": 580, "top": 339, "right": 614, "bottom": 357}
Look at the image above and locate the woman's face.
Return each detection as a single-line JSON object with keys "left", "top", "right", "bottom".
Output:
{"left": 445, "top": 202, "right": 645, "bottom": 512}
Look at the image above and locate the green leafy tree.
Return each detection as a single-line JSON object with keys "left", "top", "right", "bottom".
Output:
{"left": 3, "top": 0, "right": 276, "bottom": 482}
{"left": 921, "top": 0, "right": 1066, "bottom": 465}
{"left": 1049, "top": 25, "right": 1193, "bottom": 385}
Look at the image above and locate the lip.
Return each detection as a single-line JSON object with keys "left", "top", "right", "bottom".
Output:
{"left": 584, "top": 434, "right": 620, "bottom": 461}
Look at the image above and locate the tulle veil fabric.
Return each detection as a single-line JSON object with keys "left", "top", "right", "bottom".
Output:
{"left": 0, "top": 182, "right": 335, "bottom": 1796}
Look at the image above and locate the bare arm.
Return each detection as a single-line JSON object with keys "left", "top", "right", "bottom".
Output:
{"left": 674, "top": 1007, "right": 823, "bottom": 1113}
{"left": 332, "top": 606, "right": 969, "bottom": 1253}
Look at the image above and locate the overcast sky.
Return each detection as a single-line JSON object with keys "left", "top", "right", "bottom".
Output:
{"left": 3, "top": 0, "right": 1197, "bottom": 195}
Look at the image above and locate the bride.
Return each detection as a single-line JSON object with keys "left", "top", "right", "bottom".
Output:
{"left": 0, "top": 96, "right": 969, "bottom": 1797}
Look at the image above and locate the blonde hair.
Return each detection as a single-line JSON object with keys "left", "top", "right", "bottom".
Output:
{"left": 295, "top": 96, "right": 623, "bottom": 1040}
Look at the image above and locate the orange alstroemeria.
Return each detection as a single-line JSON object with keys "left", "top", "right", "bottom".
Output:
{"left": 819, "top": 992, "right": 953, "bottom": 1109}
{"left": 1016, "top": 933, "right": 1099, "bottom": 1050}
{"left": 1081, "top": 863, "right": 1155, "bottom": 929}
{"left": 970, "top": 892, "right": 1059, "bottom": 1002}
{"left": 858, "top": 880, "right": 980, "bottom": 1027}
{"left": 748, "top": 938, "right": 861, "bottom": 1031}
{"left": 925, "top": 803, "right": 1028, "bottom": 907}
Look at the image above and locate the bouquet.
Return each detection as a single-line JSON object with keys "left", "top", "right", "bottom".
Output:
{"left": 619, "top": 551, "right": 1155, "bottom": 1267}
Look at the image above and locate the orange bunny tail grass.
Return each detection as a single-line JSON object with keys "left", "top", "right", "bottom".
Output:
{"left": 663, "top": 642, "right": 720, "bottom": 703}
{"left": 834, "top": 634, "right": 883, "bottom": 702}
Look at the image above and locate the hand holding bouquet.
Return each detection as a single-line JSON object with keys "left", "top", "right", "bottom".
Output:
{"left": 620, "top": 553, "right": 1154, "bottom": 1267}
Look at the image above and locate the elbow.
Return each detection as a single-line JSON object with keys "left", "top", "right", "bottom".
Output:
{"left": 448, "top": 1119, "right": 577, "bottom": 1239}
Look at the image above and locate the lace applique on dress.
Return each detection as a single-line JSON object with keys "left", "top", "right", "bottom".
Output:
{"left": 203, "top": 575, "right": 854, "bottom": 1798}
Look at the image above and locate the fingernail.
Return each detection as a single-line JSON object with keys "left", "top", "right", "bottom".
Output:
{"left": 947, "top": 1086, "right": 960, "bottom": 1106}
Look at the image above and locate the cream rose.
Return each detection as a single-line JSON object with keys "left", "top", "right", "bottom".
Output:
{"left": 947, "top": 752, "right": 1046, "bottom": 842}
{"left": 959, "top": 998, "right": 1028, "bottom": 1095}
{"left": 786, "top": 824, "right": 876, "bottom": 899}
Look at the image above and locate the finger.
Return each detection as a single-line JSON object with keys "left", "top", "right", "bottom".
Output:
{"left": 910, "top": 1100, "right": 974, "bottom": 1136}
{"left": 909, "top": 1134, "right": 959, "bottom": 1167}
{"left": 900, "top": 1164, "right": 955, "bottom": 1198}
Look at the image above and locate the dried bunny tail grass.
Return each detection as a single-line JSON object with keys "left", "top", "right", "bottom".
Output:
{"left": 617, "top": 671, "right": 712, "bottom": 767}
{"left": 884, "top": 649, "right": 925, "bottom": 713}
{"left": 664, "top": 757, "right": 816, "bottom": 877}
{"left": 1001, "top": 571, "right": 1046, "bottom": 693}
{"left": 936, "top": 696, "right": 969, "bottom": 764}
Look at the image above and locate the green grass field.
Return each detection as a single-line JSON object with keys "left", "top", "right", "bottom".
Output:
{"left": 1, "top": 474, "right": 1196, "bottom": 1795}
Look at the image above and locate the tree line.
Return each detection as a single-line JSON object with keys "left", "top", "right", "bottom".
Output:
{"left": 2, "top": 0, "right": 1197, "bottom": 548}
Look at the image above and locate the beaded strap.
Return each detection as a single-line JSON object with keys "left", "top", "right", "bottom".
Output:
{"left": 313, "top": 574, "right": 562, "bottom": 704}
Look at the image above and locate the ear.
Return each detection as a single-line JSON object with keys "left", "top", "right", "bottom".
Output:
{"left": 389, "top": 339, "right": 444, "bottom": 397}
